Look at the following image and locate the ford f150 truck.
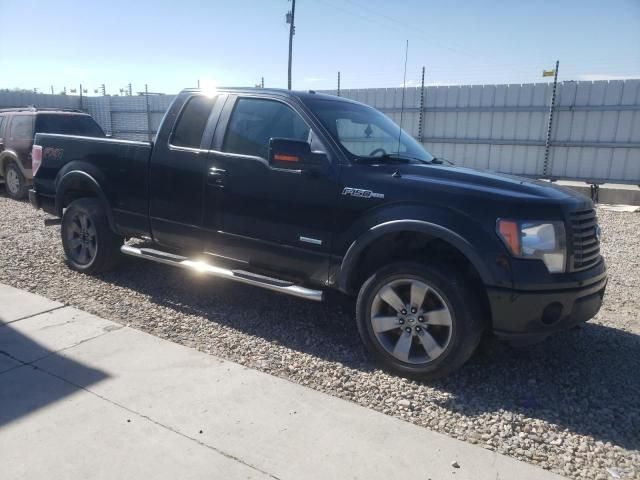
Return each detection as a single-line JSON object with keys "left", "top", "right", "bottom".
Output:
{"left": 29, "top": 88, "right": 607, "bottom": 379}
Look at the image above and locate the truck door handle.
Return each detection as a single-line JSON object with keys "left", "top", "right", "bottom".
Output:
{"left": 207, "top": 167, "right": 226, "bottom": 187}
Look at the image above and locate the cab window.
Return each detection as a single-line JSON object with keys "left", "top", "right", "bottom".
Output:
{"left": 223, "top": 98, "right": 310, "bottom": 159}
{"left": 171, "top": 96, "right": 216, "bottom": 148}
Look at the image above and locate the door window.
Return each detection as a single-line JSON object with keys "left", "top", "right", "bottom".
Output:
{"left": 171, "top": 95, "right": 216, "bottom": 148}
{"left": 10, "top": 115, "right": 33, "bottom": 140}
{"left": 223, "top": 98, "right": 310, "bottom": 159}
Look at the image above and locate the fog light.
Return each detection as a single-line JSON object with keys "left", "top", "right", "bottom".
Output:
{"left": 541, "top": 302, "right": 563, "bottom": 325}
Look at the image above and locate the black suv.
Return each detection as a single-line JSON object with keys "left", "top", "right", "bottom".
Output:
{"left": 29, "top": 88, "right": 607, "bottom": 378}
{"left": 0, "top": 107, "right": 104, "bottom": 199}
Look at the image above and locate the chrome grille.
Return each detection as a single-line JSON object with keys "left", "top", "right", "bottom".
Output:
{"left": 569, "top": 209, "right": 601, "bottom": 271}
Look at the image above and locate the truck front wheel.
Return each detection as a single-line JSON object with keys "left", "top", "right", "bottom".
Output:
{"left": 61, "top": 198, "right": 123, "bottom": 273}
{"left": 355, "top": 262, "right": 484, "bottom": 379}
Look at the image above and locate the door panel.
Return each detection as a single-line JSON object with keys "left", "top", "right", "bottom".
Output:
{"left": 203, "top": 96, "right": 339, "bottom": 285}
{"left": 149, "top": 94, "right": 218, "bottom": 250}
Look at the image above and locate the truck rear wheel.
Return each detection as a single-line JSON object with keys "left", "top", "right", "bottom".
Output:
{"left": 355, "top": 261, "right": 484, "bottom": 379}
{"left": 4, "top": 162, "right": 27, "bottom": 200}
{"left": 61, "top": 198, "right": 123, "bottom": 273}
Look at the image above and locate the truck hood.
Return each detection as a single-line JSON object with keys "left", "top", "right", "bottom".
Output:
{"left": 398, "top": 163, "right": 590, "bottom": 206}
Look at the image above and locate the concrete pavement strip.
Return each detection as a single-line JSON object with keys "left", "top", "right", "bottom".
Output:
{"left": 0, "top": 284, "right": 64, "bottom": 324}
{"left": 0, "top": 283, "right": 565, "bottom": 480}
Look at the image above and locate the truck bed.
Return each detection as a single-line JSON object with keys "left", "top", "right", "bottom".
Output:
{"left": 33, "top": 133, "right": 153, "bottom": 236}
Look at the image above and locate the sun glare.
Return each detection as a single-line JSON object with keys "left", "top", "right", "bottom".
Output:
{"left": 200, "top": 78, "right": 218, "bottom": 97}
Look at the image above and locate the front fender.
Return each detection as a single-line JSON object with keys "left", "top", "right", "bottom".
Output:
{"left": 337, "top": 220, "right": 495, "bottom": 292}
{"left": 333, "top": 202, "right": 511, "bottom": 293}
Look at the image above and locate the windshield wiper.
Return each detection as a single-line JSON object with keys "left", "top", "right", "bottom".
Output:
{"left": 356, "top": 153, "right": 423, "bottom": 164}
{"left": 428, "top": 157, "right": 454, "bottom": 165}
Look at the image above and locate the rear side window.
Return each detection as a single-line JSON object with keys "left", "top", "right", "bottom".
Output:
{"left": 223, "top": 98, "right": 310, "bottom": 159}
{"left": 10, "top": 115, "right": 33, "bottom": 139}
{"left": 171, "top": 96, "right": 216, "bottom": 148}
{"left": 35, "top": 114, "right": 105, "bottom": 137}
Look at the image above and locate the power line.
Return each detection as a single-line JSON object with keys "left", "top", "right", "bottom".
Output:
{"left": 311, "top": 0, "right": 497, "bottom": 64}
{"left": 311, "top": 0, "right": 640, "bottom": 77}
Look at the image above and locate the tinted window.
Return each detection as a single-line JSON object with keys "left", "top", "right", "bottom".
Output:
{"left": 10, "top": 115, "right": 33, "bottom": 139}
{"left": 171, "top": 95, "right": 216, "bottom": 148}
{"left": 223, "top": 98, "right": 310, "bottom": 159}
{"left": 35, "top": 114, "right": 105, "bottom": 137}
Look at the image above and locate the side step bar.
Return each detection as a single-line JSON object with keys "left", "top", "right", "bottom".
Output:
{"left": 120, "top": 245, "right": 323, "bottom": 302}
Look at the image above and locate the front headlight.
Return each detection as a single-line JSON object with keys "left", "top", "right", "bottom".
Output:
{"left": 496, "top": 219, "right": 567, "bottom": 273}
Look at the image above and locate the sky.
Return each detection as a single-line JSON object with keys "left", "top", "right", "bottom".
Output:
{"left": 1, "top": 0, "right": 639, "bottom": 95}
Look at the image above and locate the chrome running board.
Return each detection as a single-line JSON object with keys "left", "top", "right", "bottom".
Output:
{"left": 120, "top": 245, "right": 323, "bottom": 302}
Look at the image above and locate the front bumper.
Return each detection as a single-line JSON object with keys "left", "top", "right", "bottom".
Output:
{"left": 488, "top": 270, "right": 607, "bottom": 341}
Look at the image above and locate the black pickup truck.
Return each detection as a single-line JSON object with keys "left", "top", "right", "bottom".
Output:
{"left": 29, "top": 88, "right": 607, "bottom": 378}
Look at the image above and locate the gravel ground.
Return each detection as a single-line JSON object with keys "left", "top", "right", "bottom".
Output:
{"left": 1, "top": 192, "right": 638, "bottom": 480}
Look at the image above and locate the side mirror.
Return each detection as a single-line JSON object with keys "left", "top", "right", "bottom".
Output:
{"left": 268, "top": 138, "right": 326, "bottom": 170}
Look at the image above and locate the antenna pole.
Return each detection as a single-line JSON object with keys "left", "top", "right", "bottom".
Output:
{"left": 397, "top": 40, "right": 409, "bottom": 154}
{"left": 287, "top": 0, "right": 296, "bottom": 90}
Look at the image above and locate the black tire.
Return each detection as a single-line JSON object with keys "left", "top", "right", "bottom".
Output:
{"left": 355, "top": 261, "right": 485, "bottom": 380}
{"left": 4, "top": 161, "right": 28, "bottom": 200}
{"left": 61, "top": 198, "right": 123, "bottom": 273}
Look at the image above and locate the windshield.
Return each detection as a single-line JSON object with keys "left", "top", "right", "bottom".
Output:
{"left": 35, "top": 114, "right": 105, "bottom": 137}
{"left": 303, "top": 98, "right": 433, "bottom": 163}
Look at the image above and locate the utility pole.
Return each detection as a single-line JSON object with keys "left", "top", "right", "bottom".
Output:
{"left": 50, "top": 85, "right": 54, "bottom": 95}
{"left": 286, "top": 0, "right": 296, "bottom": 90}
{"left": 261, "top": 77, "right": 265, "bottom": 88}
{"left": 128, "top": 83, "right": 133, "bottom": 96}
{"left": 337, "top": 71, "right": 341, "bottom": 96}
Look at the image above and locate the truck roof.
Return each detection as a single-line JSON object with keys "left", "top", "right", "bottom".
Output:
{"left": 180, "top": 87, "right": 360, "bottom": 104}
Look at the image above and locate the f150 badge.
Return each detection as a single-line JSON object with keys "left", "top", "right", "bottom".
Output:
{"left": 342, "top": 187, "right": 385, "bottom": 199}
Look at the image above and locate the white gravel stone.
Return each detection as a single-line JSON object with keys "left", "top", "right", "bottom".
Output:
{"left": 1, "top": 194, "right": 638, "bottom": 480}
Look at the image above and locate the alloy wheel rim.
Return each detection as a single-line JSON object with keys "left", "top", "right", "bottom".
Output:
{"left": 66, "top": 212, "right": 97, "bottom": 265}
{"left": 6, "top": 169, "right": 20, "bottom": 194}
{"left": 370, "top": 278, "right": 453, "bottom": 365}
